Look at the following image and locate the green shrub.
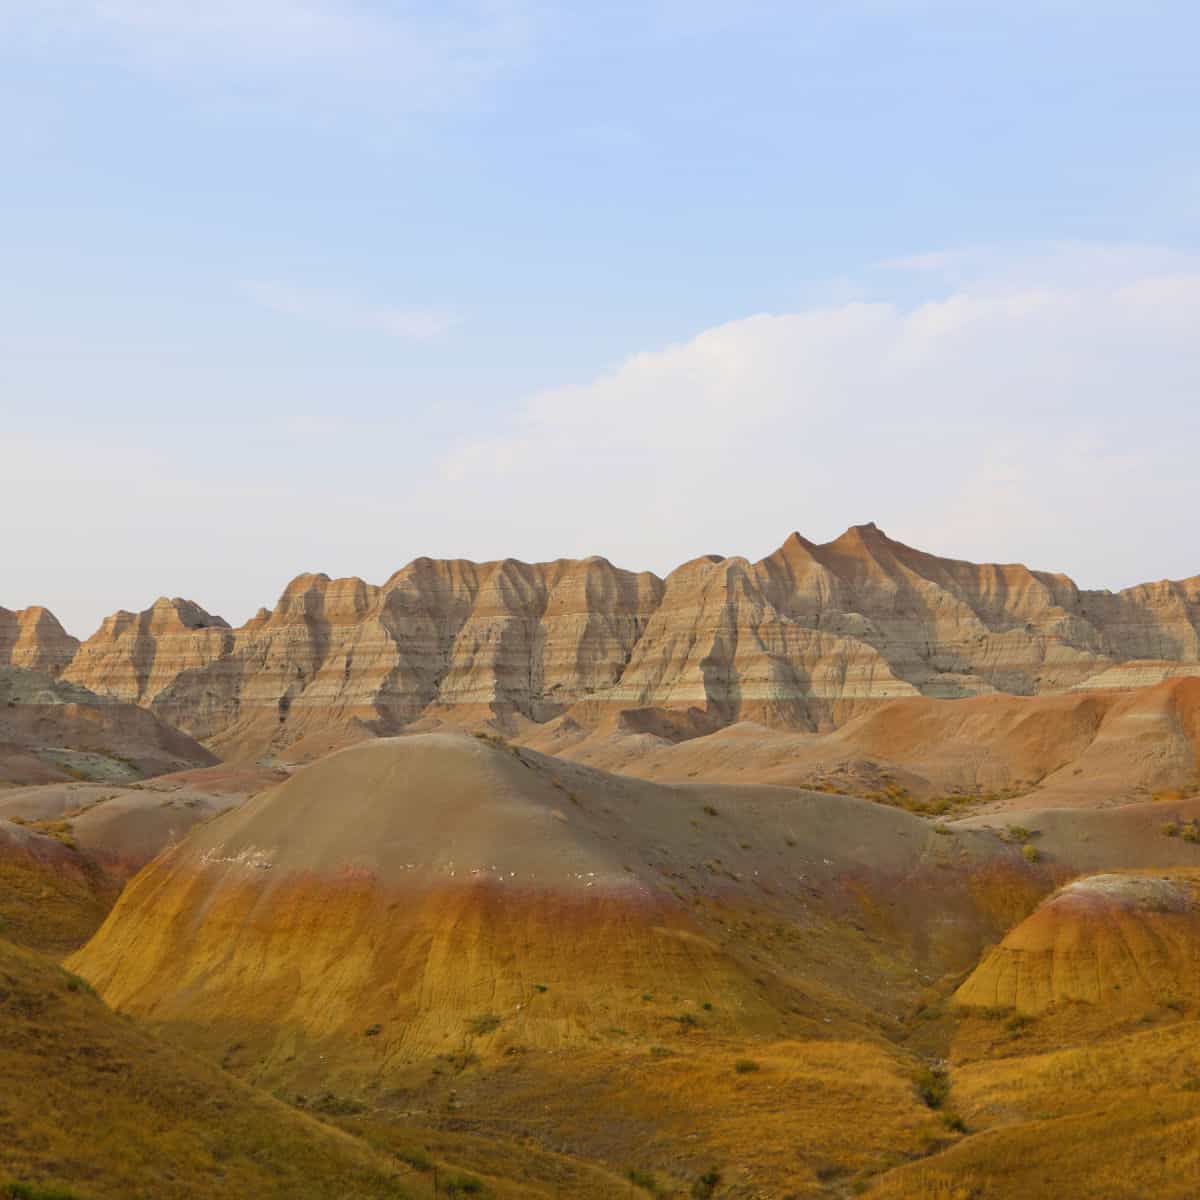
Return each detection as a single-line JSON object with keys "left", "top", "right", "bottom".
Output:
{"left": 395, "top": 1147, "right": 432, "bottom": 1171}
{"left": 627, "top": 1167, "right": 662, "bottom": 1193}
{"left": 913, "top": 1065, "right": 950, "bottom": 1109}
{"left": 1022, "top": 843, "right": 1041, "bottom": 863}
{"left": 62, "top": 973, "right": 94, "bottom": 996}
{"left": 309, "top": 1092, "right": 366, "bottom": 1117}
{"left": 734, "top": 1058, "right": 760, "bottom": 1074}
{"left": 466, "top": 1013, "right": 502, "bottom": 1035}
{"left": 444, "top": 1174, "right": 484, "bottom": 1196}
{"left": 940, "top": 1110, "right": 967, "bottom": 1133}
{"left": 692, "top": 1168, "right": 722, "bottom": 1198}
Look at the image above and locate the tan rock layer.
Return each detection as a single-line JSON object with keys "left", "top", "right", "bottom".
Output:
{"left": 13, "top": 524, "right": 1200, "bottom": 753}
{"left": 0, "top": 605, "right": 79, "bottom": 675}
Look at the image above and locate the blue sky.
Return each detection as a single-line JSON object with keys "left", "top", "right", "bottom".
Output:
{"left": 2, "top": 2, "right": 1199, "bottom": 635}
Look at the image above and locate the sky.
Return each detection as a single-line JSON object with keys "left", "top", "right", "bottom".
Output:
{"left": 2, "top": 1, "right": 1198, "bottom": 637}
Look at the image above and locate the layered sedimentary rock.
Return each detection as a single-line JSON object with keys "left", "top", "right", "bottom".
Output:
{"left": 954, "top": 873, "right": 1200, "bottom": 1013}
{"left": 0, "top": 605, "right": 79, "bottom": 675}
{"left": 61, "top": 597, "right": 231, "bottom": 703}
{"left": 529, "top": 677, "right": 1200, "bottom": 808}
{"left": 0, "top": 666, "right": 217, "bottom": 786}
{"left": 18, "top": 524, "right": 1200, "bottom": 755}
{"left": 70, "top": 734, "right": 1049, "bottom": 1064}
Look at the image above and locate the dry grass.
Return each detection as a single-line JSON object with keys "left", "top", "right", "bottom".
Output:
{"left": 869, "top": 1015, "right": 1200, "bottom": 1198}
{"left": 0, "top": 936, "right": 414, "bottom": 1199}
{"left": 382, "top": 1038, "right": 950, "bottom": 1197}
{"left": 0, "top": 855, "right": 113, "bottom": 956}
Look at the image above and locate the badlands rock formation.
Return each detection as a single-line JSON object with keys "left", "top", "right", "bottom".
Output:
{"left": 13, "top": 524, "right": 1200, "bottom": 758}
{"left": 955, "top": 873, "right": 1200, "bottom": 1013}
{"left": 0, "top": 605, "right": 78, "bottom": 675}
{"left": 0, "top": 666, "right": 217, "bottom": 785}
{"left": 70, "top": 733, "right": 1054, "bottom": 1067}
{"left": 536, "top": 677, "right": 1200, "bottom": 809}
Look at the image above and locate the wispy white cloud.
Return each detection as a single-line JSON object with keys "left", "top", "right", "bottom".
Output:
{"left": 436, "top": 244, "right": 1200, "bottom": 587}
{"left": 12, "top": 1, "right": 536, "bottom": 113}
{"left": 875, "top": 241, "right": 1200, "bottom": 291}
{"left": 241, "top": 280, "right": 456, "bottom": 340}
{"left": 7, "top": 244, "right": 1200, "bottom": 636}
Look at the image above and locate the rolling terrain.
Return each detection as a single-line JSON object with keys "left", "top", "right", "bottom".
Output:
{"left": 0, "top": 667, "right": 215, "bottom": 787}
{"left": 7, "top": 533, "right": 1200, "bottom": 1197}
{"left": 65, "top": 733, "right": 1200, "bottom": 1197}
{"left": 525, "top": 677, "right": 1200, "bottom": 812}
{"left": 0, "top": 934, "right": 417, "bottom": 1200}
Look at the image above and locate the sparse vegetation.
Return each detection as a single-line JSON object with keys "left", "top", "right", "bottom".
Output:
{"left": 1022, "top": 843, "right": 1041, "bottom": 863}
{"left": 310, "top": 1092, "right": 368, "bottom": 1117}
{"left": 4, "top": 1185, "right": 86, "bottom": 1200}
{"left": 692, "top": 1168, "right": 723, "bottom": 1198}
{"left": 939, "top": 1110, "right": 968, "bottom": 1133}
{"left": 61, "top": 972, "right": 93, "bottom": 996}
{"left": 443, "top": 1173, "right": 484, "bottom": 1196}
{"left": 734, "top": 1058, "right": 760, "bottom": 1074}
{"left": 393, "top": 1147, "right": 432, "bottom": 1171}
{"left": 0, "top": 937, "right": 411, "bottom": 1199}
{"left": 913, "top": 1065, "right": 951, "bottom": 1109}
{"left": 466, "top": 1013, "right": 502, "bottom": 1036}
{"left": 627, "top": 1167, "right": 665, "bottom": 1194}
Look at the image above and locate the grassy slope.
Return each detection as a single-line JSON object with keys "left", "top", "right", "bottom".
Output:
{"left": 0, "top": 936, "right": 414, "bottom": 1200}
{"left": 868, "top": 1004, "right": 1200, "bottom": 1199}
{"left": 0, "top": 829, "right": 114, "bottom": 955}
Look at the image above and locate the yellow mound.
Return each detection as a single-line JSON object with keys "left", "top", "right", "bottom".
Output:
{"left": 70, "top": 733, "right": 1050, "bottom": 1073}
{"left": 68, "top": 737, "right": 805, "bottom": 1062}
{"left": 954, "top": 873, "right": 1200, "bottom": 1013}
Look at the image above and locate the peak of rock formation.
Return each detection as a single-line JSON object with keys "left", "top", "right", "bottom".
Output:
{"left": 0, "top": 604, "right": 79, "bottom": 675}
{"left": 15, "top": 526, "right": 1200, "bottom": 758}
